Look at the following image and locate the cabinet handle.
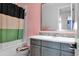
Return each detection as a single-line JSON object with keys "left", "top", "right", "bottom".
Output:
{"left": 70, "top": 43, "right": 77, "bottom": 49}
{"left": 69, "top": 47, "right": 75, "bottom": 50}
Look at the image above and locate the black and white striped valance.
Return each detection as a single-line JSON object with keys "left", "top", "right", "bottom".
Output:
{"left": 0, "top": 3, "right": 25, "bottom": 19}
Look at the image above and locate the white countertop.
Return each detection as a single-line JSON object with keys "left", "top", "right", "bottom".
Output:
{"left": 29, "top": 35, "right": 76, "bottom": 44}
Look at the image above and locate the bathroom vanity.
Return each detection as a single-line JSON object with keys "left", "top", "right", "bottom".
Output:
{"left": 33, "top": 3, "right": 77, "bottom": 56}
{"left": 29, "top": 35, "right": 76, "bottom": 56}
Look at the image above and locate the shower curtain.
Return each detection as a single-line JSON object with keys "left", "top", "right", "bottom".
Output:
{"left": 0, "top": 3, "right": 25, "bottom": 43}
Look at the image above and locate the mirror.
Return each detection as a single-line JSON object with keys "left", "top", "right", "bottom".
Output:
{"left": 41, "top": 3, "right": 76, "bottom": 32}
{"left": 58, "top": 4, "right": 74, "bottom": 31}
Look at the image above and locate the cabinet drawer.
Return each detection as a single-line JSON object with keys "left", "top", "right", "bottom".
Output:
{"left": 42, "top": 41, "right": 60, "bottom": 49}
{"left": 42, "top": 47, "right": 60, "bottom": 56}
{"left": 31, "top": 39, "right": 41, "bottom": 45}
{"left": 30, "top": 45, "right": 41, "bottom": 56}
{"left": 61, "top": 51, "right": 74, "bottom": 56}
{"left": 61, "top": 43, "right": 74, "bottom": 52}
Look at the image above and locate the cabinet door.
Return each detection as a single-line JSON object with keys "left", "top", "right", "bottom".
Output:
{"left": 30, "top": 45, "right": 41, "bottom": 56}
{"left": 42, "top": 41, "right": 60, "bottom": 49}
{"left": 61, "top": 51, "right": 74, "bottom": 56}
{"left": 42, "top": 47, "right": 60, "bottom": 56}
{"left": 61, "top": 43, "right": 74, "bottom": 53}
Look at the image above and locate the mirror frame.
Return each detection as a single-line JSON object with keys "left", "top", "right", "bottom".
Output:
{"left": 40, "top": 3, "right": 76, "bottom": 32}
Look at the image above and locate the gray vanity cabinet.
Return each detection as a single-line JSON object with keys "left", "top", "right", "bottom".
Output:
{"left": 30, "top": 45, "right": 41, "bottom": 56}
{"left": 42, "top": 47, "right": 60, "bottom": 56}
{"left": 61, "top": 51, "right": 74, "bottom": 56}
{"left": 61, "top": 43, "right": 74, "bottom": 52}
{"left": 30, "top": 39, "right": 41, "bottom": 56}
{"left": 42, "top": 41, "right": 60, "bottom": 49}
{"left": 42, "top": 41, "right": 60, "bottom": 56}
{"left": 30, "top": 39, "right": 75, "bottom": 56}
{"left": 60, "top": 43, "right": 74, "bottom": 56}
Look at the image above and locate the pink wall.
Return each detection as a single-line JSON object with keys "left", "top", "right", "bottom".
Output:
{"left": 26, "top": 4, "right": 41, "bottom": 37}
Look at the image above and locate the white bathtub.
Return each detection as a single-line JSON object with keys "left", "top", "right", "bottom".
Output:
{"left": 0, "top": 40, "right": 28, "bottom": 56}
